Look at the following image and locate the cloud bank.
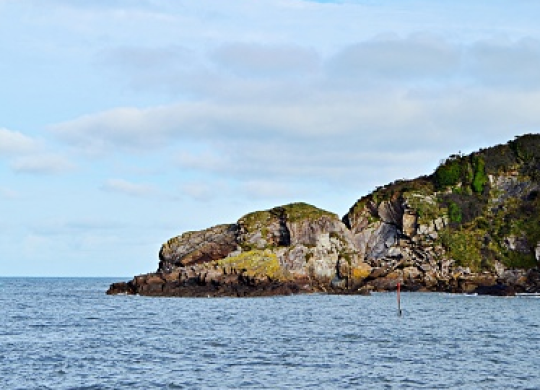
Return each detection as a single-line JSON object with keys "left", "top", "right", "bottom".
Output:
{"left": 51, "top": 35, "right": 540, "bottom": 190}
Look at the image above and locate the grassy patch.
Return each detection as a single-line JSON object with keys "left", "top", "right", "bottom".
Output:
{"left": 281, "top": 202, "right": 337, "bottom": 223}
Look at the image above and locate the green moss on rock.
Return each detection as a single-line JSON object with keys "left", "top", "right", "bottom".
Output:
{"left": 281, "top": 202, "right": 337, "bottom": 223}
{"left": 239, "top": 202, "right": 336, "bottom": 228}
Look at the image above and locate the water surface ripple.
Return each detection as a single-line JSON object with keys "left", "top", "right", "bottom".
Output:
{"left": 1, "top": 278, "right": 539, "bottom": 389}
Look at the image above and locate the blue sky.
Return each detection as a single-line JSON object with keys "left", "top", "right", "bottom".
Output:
{"left": 2, "top": 0, "right": 540, "bottom": 276}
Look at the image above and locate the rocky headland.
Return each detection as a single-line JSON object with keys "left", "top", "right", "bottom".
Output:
{"left": 108, "top": 134, "right": 540, "bottom": 297}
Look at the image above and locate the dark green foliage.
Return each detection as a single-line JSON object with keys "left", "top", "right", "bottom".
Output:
{"left": 439, "top": 229, "right": 482, "bottom": 272}
{"left": 502, "top": 252, "right": 538, "bottom": 269}
{"left": 517, "top": 190, "right": 540, "bottom": 248}
{"left": 447, "top": 201, "right": 462, "bottom": 224}
{"left": 509, "top": 134, "right": 540, "bottom": 182}
{"left": 344, "top": 134, "right": 540, "bottom": 271}
{"left": 479, "top": 144, "right": 517, "bottom": 174}
{"left": 441, "top": 192, "right": 487, "bottom": 225}
{"left": 434, "top": 156, "right": 463, "bottom": 190}
{"left": 510, "top": 134, "right": 540, "bottom": 163}
{"left": 471, "top": 156, "right": 488, "bottom": 193}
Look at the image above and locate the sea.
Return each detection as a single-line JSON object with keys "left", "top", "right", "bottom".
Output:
{"left": 1, "top": 277, "right": 539, "bottom": 389}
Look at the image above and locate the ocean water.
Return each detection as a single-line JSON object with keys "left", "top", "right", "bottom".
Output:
{"left": 1, "top": 278, "right": 539, "bottom": 389}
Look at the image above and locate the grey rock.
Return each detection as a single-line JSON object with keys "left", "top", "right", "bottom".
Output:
{"left": 402, "top": 212, "right": 417, "bottom": 237}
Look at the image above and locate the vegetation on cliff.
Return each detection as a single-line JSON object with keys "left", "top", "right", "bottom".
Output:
{"left": 345, "top": 133, "right": 540, "bottom": 272}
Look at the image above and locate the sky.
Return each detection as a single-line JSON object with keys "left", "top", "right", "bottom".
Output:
{"left": 2, "top": 0, "right": 540, "bottom": 277}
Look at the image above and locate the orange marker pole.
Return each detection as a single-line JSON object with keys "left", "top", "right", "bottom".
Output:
{"left": 397, "top": 282, "right": 402, "bottom": 316}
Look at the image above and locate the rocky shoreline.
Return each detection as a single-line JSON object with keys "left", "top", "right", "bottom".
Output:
{"left": 107, "top": 259, "right": 540, "bottom": 298}
{"left": 107, "top": 135, "right": 540, "bottom": 298}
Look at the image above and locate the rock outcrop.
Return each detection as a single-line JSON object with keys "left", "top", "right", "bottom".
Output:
{"left": 108, "top": 134, "right": 540, "bottom": 297}
{"left": 109, "top": 203, "right": 370, "bottom": 297}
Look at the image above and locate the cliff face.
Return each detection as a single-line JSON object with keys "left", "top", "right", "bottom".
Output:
{"left": 108, "top": 134, "right": 540, "bottom": 297}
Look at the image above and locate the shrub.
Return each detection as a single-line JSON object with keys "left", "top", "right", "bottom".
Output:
{"left": 448, "top": 201, "right": 462, "bottom": 224}
{"left": 441, "top": 191, "right": 488, "bottom": 225}
{"left": 434, "top": 157, "right": 463, "bottom": 189}
{"left": 471, "top": 156, "right": 488, "bottom": 193}
{"left": 511, "top": 134, "right": 540, "bottom": 163}
{"left": 501, "top": 251, "right": 538, "bottom": 269}
{"left": 440, "top": 229, "right": 482, "bottom": 272}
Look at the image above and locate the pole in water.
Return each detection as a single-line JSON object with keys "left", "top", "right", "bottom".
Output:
{"left": 397, "top": 282, "right": 402, "bottom": 316}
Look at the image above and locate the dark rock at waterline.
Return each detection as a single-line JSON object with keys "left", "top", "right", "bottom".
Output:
{"left": 474, "top": 284, "right": 516, "bottom": 296}
{"left": 106, "top": 269, "right": 312, "bottom": 298}
{"left": 106, "top": 281, "right": 135, "bottom": 295}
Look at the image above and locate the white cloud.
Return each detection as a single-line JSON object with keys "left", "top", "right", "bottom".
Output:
{"left": 30, "top": 218, "right": 124, "bottom": 236}
{"left": 212, "top": 43, "right": 320, "bottom": 78}
{"left": 0, "top": 187, "right": 19, "bottom": 199}
{"left": 0, "top": 128, "right": 40, "bottom": 156}
{"left": 242, "top": 180, "right": 296, "bottom": 200}
{"left": 467, "top": 38, "right": 540, "bottom": 89}
{"left": 328, "top": 33, "right": 461, "bottom": 82}
{"left": 181, "top": 181, "right": 219, "bottom": 202}
{"left": 101, "top": 178, "right": 156, "bottom": 197}
{"left": 10, "top": 153, "right": 75, "bottom": 174}
{"left": 50, "top": 33, "right": 540, "bottom": 189}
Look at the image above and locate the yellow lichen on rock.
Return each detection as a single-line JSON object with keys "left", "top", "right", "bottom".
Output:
{"left": 215, "top": 250, "right": 287, "bottom": 280}
{"left": 352, "top": 263, "right": 373, "bottom": 280}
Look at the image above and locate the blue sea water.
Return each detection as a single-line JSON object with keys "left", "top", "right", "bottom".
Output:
{"left": 1, "top": 278, "right": 539, "bottom": 389}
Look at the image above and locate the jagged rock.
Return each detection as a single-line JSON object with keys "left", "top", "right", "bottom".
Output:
{"left": 106, "top": 282, "right": 135, "bottom": 295}
{"left": 459, "top": 274, "right": 497, "bottom": 293}
{"left": 368, "top": 267, "right": 389, "bottom": 279}
{"left": 386, "top": 270, "right": 402, "bottom": 280}
{"left": 387, "top": 247, "right": 402, "bottom": 258}
{"left": 493, "top": 261, "right": 506, "bottom": 277}
{"left": 109, "top": 135, "right": 540, "bottom": 297}
{"left": 330, "top": 276, "right": 347, "bottom": 289}
{"left": 503, "top": 235, "right": 530, "bottom": 254}
{"left": 378, "top": 200, "right": 403, "bottom": 225}
{"left": 159, "top": 224, "right": 238, "bottom": 269}
{"left": 434, "top": 217, "right": 446, "bottom": 231}
{"left": 237, "top": 203, "right": 360, "bottom": 282}
{"left": 368, "top": 277, "right": 399, "bottom": 291}
{"left": 352, "top": 222, "right": 398, "bottom": 260}
{"left": 403, "top": 266, "right": 422, "bottom": 280}
{"left": 402, "top": 212, "right": 417, "bottom": 237}
{"left": 424, "top": 272, "right": 438, "bottom": 288}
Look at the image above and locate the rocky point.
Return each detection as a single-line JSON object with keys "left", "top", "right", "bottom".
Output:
{"left": 108, "top": 134, "right": 540, "bottom": 297}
